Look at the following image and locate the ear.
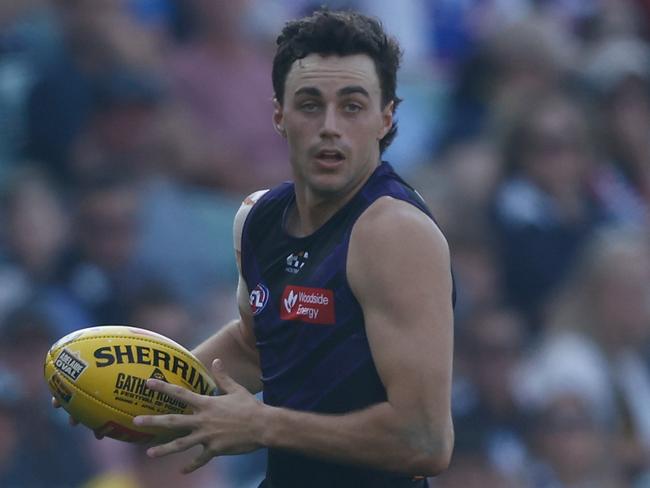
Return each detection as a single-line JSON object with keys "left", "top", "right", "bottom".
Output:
{"left": 378, "top": 100, "right": 394, "bottom": 140}
{"left": 273, "top": 98, "right": 286, "bottom": 137}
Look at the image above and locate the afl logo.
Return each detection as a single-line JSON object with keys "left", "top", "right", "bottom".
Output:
{"left": 249, "top": 283, "right": 270, "bottom": 315}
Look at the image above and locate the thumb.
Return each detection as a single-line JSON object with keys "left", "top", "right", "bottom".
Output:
{"left": 211, "top": 359, "right": 240, "bottom": 394}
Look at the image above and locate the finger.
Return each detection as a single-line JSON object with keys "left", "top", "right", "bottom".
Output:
{"left": 133, "top": 413, "right": 195, "bottom": 430}
{"left": 182, "top": 446, "right": 215, "bottom": 474}
{"left": 144, "top": 379, "right": 203, "bottom": 406}
{"left": 52, "top": 397, "right": 80, "bottom": 426}
{"left": 211, "top": 359, "right": 240, "bottom": 394}
{"left": 146, "top": 432, "right": 203, "bottom": 458}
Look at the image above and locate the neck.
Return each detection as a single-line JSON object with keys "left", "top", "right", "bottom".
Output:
{"left": 287, "top": 194, "right": 345, "bottom": 237}
{"left": 288, "top": 162, "right": 379, "bottom": 237}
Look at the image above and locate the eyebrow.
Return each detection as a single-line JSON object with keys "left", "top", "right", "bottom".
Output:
{"left": 337, "top": 85, "right": 370, "bottom": 98}
{"left": 294, "top": 85, "right": 371, "bottom": 98}
{"left": 294, "top": 86, "right": 322, "bottom": 98}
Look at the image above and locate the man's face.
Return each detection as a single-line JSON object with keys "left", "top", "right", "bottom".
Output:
{"left": 275, "top": 54, "right": 393, "bottom": 198}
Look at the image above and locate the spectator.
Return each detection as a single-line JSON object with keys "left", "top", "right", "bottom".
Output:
{"left": 447, "top": 230, "right": 503, "bottom": 320}
{"left": 0, "top": 0, "right": 63, "bottom": 185}
{"left": 518, "top": 226, "right": 650, "bottom": 484}
{"left": 0, "top": 305, "right": 97, "bottom": 486}
{"left": 53, "top": 173, "right": 153, "bottom": 325}
{"left": 583, "top": 36, "right": 650, "bottom": 225}
{"left": 492, "top": 89, "right": 606, "bottom": 327}
{"left": 25, "top": 0, "right": 170, "bottom": 185}
{"left": 69, "top": 69, "right": 167, "bottom": 184}
{"left": 166, "top": 0, "right": 290, "bottom": 194}
{"left": 453, "top": 306, "right": 531, "bottom": 485}
{"left": 2, "top": 167, "right": 70, "bottom": 283}
{"left": 127, "top": 283, "right": 195, "bottom": 342}
{"left": 438, "top": 13, "right": 575, "bottom": 151}
{"left": 0, "top": 166, "right": 90, "bottom": 336}
{"left": 525, "top": 392, "right": 625, "bottom": 487}
{"left": 407, "top": 138, "right": 502, "bottom": 234}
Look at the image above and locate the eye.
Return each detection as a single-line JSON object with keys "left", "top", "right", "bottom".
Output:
{"left": 343, "top": 103, "right": 363, "bottom": 113}
{"left": 300, "top": 101, "right": 320, "bottom": 113}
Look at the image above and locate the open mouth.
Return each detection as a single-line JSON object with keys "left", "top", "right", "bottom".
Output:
{"left": 315, "top": 149, "right": 345, "bottom": 163}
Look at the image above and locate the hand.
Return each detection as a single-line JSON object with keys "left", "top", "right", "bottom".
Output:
{"left": 52, "top": 396, "right": 107, "bottom": 439}
{"left": 51, "top": 396, "right": 78, "bottom": 426}
{"left": 133, "top": 358, "right": 265, "bottom": 473}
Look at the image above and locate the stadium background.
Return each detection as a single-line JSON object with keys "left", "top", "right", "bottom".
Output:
{"left": 1, "top": 0, "right": 650, "bottom": 486}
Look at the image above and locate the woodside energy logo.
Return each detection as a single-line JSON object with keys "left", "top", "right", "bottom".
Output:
{"left": 280, "top": 285, "right": 335, "bottom": 324}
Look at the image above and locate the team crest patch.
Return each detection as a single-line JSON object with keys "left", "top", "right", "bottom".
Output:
{"left": 249, "top": 283, "right": 270, "bottom": 315}
{"left": 54, "top": 349, "right": 87, "bottom": 382}
{"left": 280, "top": 286, "right": 335, "bottom": 324}
{"left": 285, "top": 251, "right": 309, "bottom": 274}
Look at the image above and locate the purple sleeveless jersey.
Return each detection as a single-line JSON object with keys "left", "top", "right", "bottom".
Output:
{"left": 241, "top": 162, "right": 452, "bottom": 488}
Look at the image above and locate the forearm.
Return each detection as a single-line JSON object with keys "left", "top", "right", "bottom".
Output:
{"left": 192, "top": 319, "right": 262, "bottom": 393}
{"left": 259, "top": 400, "right": 453, "bottom": 476}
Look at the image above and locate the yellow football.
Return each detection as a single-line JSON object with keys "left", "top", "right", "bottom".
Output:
{"left": 44, "top": 325, "right": 217, "bottom": 443}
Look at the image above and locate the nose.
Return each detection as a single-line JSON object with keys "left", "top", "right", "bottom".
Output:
{"left": 319, "top": 105, "right": 341, "bottom": 139}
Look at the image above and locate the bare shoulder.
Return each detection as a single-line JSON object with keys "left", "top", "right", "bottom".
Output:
{"left": 350, "top": 196, "right": 449, "bottom": 262}
{"left": 233, "top": 189, "right": 269, "bottom": 253}
{"left": 347, "top": 196, "right": 452, "bottom": 307}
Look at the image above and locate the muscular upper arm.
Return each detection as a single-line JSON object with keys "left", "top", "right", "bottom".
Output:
{"left": 347, "top": 197, "right": 454, "bottom": 442}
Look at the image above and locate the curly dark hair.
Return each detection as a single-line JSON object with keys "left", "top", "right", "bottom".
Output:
{"left": 272, "top": 9, "right": 403, "bottom": 154}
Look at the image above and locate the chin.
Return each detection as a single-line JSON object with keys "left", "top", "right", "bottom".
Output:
{"left": 306, "top": 173, "right": 351, "bottom": 195}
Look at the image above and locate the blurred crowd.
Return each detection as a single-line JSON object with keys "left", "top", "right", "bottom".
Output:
{"left": 0, "top": 0, "right": 649, "bottom": 487}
